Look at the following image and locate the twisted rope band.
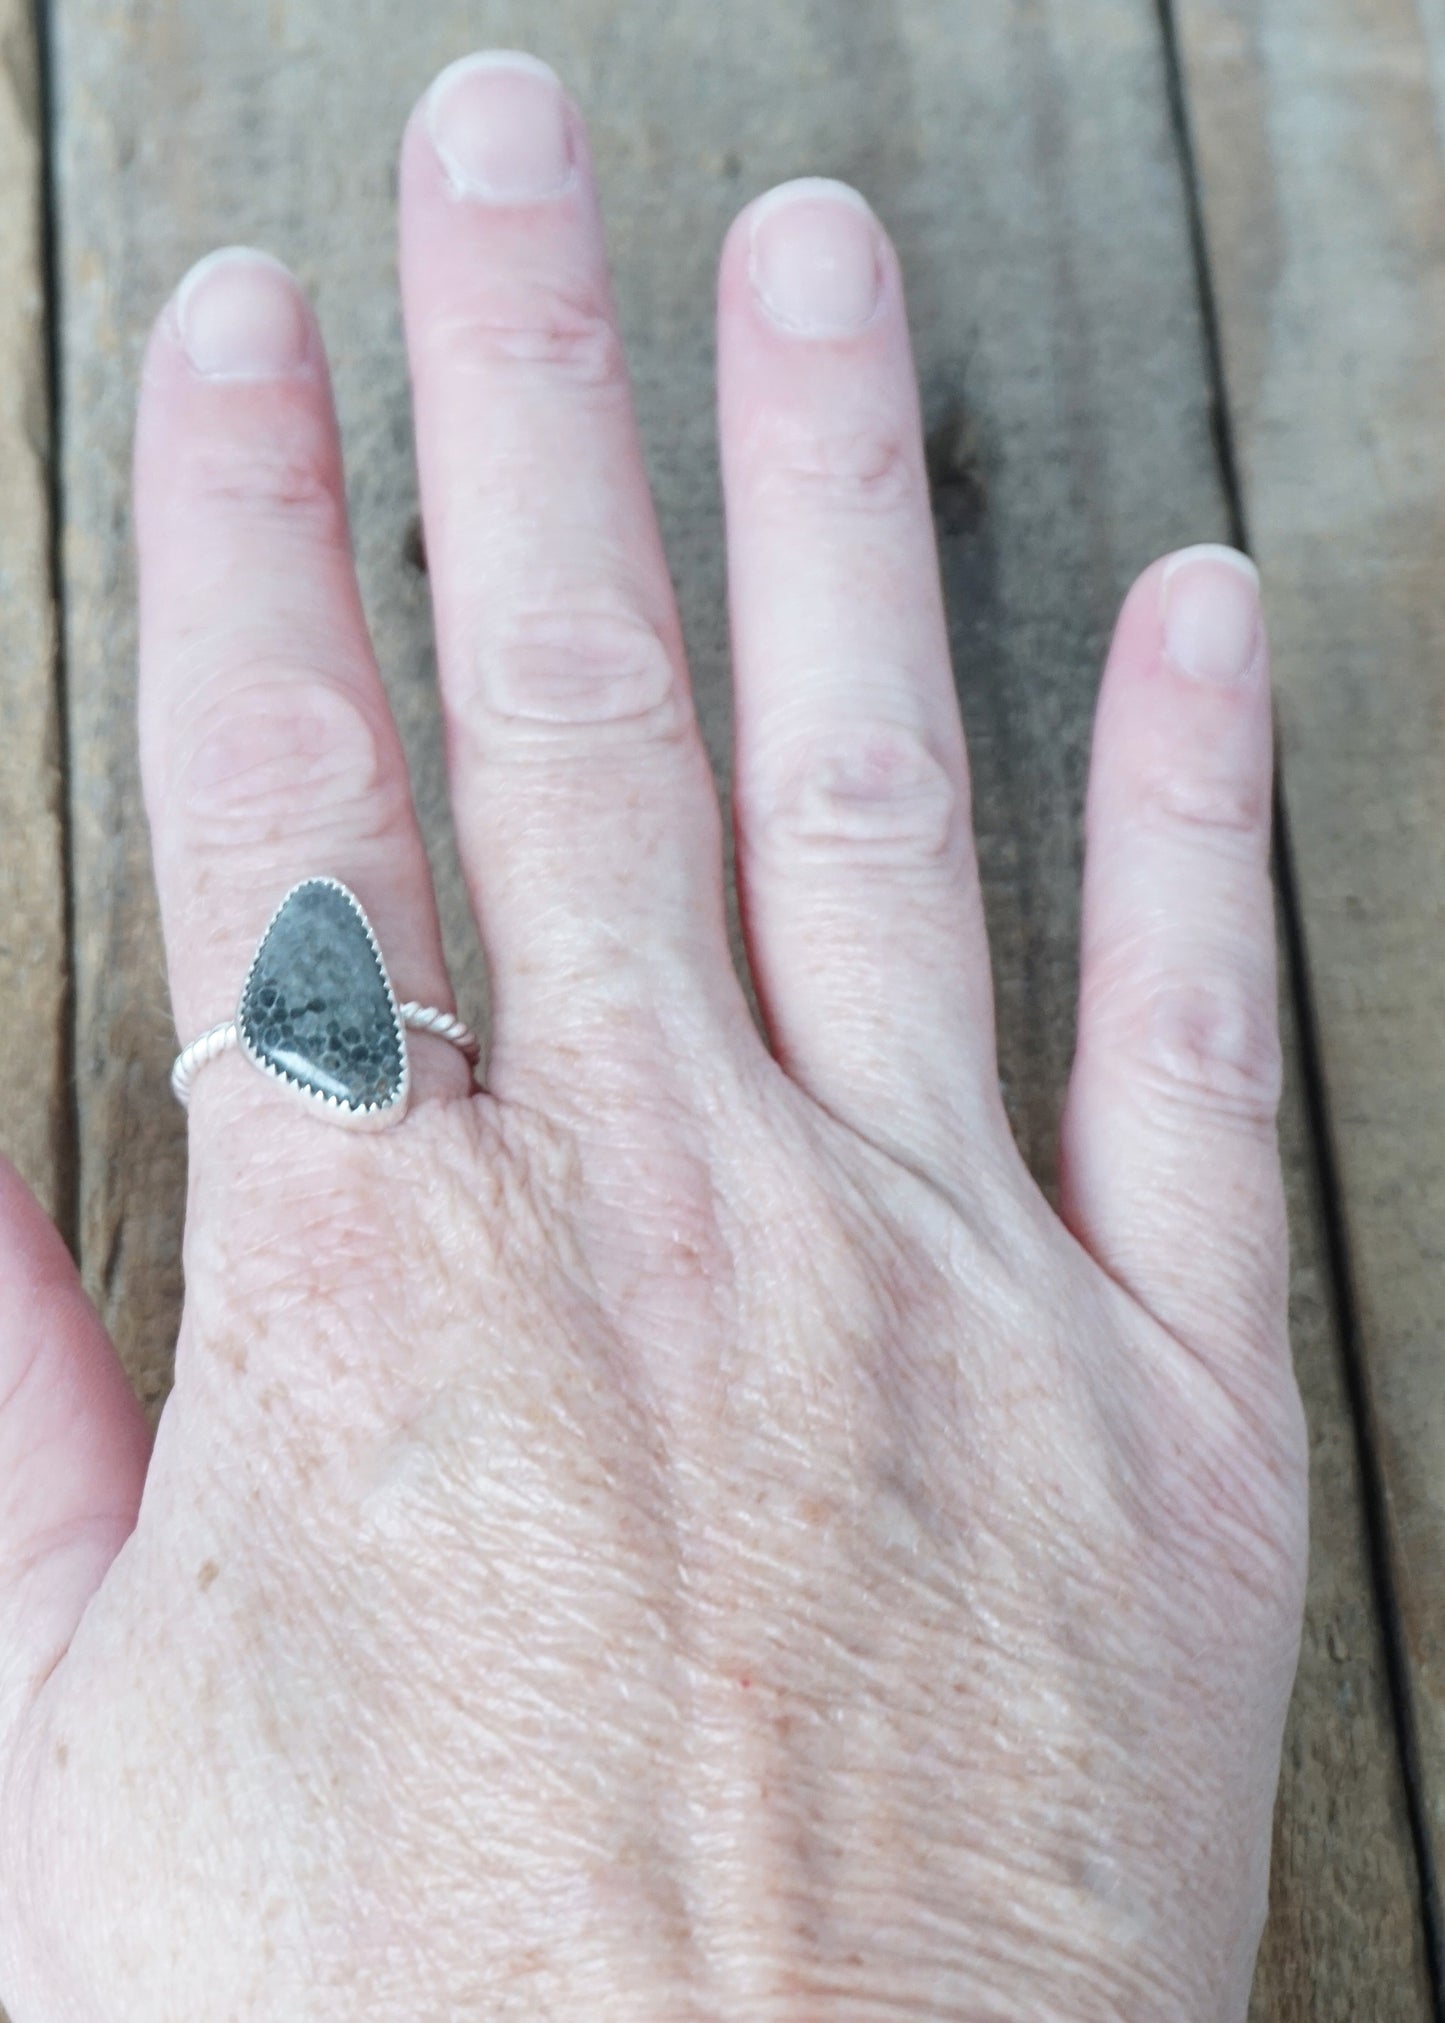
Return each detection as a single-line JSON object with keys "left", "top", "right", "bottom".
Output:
{"left": 171, "top": 1002, "right": 480, "bottom": 1108}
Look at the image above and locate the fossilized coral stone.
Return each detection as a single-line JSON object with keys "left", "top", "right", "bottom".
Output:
{"left": 238, "top": 880, "right": 404, "bottom": 1113}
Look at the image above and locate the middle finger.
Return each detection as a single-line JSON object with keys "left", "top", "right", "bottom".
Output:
{"left": 399, "top": 53, "right": 746, "bottom": 1094}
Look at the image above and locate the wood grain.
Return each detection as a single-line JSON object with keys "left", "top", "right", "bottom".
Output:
{"left": 1257, "top": 1016, "right": 1434, "bottom": 2015}
{"left": 0, "top": 0, "right": 66, "bottom": 1225}
{"left": 1175, "top": 0, "right": 1445, "bottom": 1971}
{"left": 46, "top": 0, "right": 1430, "bottom": 2005}
{"left": 0, "top": 16, "right": 68, "bottom": 2021}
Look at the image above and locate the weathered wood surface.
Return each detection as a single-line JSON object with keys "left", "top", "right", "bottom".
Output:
{"left": 1175, "top": 0, "right": 1445, "bottom": 1973}
{"left": 1259, "top": 1029, "right": 1434, "bottom": 2015}
{"left": 44, "top": 0, "right": 1431, "bottom": 2008}
{"left": 0, "top": 0, "right": 65, "bottom": 1227}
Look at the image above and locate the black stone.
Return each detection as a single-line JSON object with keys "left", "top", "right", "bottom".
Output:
{"left": 238, "top": 881, "right": 403, "bottom": 1110}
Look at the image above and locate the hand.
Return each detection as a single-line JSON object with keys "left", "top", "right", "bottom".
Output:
{"left": 0, "top": 51, "right": 1306, "bottom": 2023}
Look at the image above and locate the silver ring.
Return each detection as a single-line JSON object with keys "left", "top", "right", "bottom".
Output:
{"left": 171, "top": 877, "right": 479, "bottom": 1130}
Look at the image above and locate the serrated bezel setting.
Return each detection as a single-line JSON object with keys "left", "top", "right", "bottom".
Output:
{"left": 234, "top": 877, "right": 410, "bottom": 1131}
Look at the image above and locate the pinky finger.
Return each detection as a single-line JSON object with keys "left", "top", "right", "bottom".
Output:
{"left": 1059, "top": 546, "right": 1288, "bottom": 1381}
{"left": 0, "top": 1164, "right": 148, "bottom": 1755}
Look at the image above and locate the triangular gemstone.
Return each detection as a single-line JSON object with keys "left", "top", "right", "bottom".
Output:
{"left": 237, "top": 880, "right": 405, "bottom": 1114}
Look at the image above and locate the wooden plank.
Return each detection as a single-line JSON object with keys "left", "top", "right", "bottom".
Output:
{"left": 48, "top": 0, "right": 1429, "bottom": 2004}
{"left": 1256, "top": 1022, "right": 1435, "bottom": 2016}
{"left": 0, "top": 0, "right": 66, "bottom": 1226}
{"left": 1, "top": 9, "right": 62, "bottom": 2017}
{"left": 1174, "top": 0, "right": 1445, "bottom": 1969}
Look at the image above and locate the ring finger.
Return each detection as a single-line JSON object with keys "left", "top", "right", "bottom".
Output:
{"left": 719, "top": 182, "right": 1003, "bottom": 1184}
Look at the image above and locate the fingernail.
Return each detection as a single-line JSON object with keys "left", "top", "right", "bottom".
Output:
{"left": 1161, "top": 545, "right": 1262, "bottom": 685}
{"left": 176, "top": 248, "right": 311, "bottom": 379}
{"left": 426, "top": 51, "right": 573, "bottom": 200}
{"left": 749, "top": 179, "right": 883, "bottom": 337}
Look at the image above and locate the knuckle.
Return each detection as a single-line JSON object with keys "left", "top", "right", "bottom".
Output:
{"left": 1134, "top": 756, "right": 1270, "bottom": 844}
{"left": 743, "top": 719, "right": 962, "bottom": 866}
{"left": 432, "top": 279, "right": 626, "bottom": 395}
{"left": 172, "top": 668, "right": 405, "bottom": 846}
{"left": 1154, "top": 977, "right": 1283, "bottom": 1118}
{"left": 1092, "top": 961, "right": 1284, "bottom": 1121}
{"left": 177, "top": 429, "right": 346, "bottom": 545}
{"left": 474, "top": 599, "right": 690, "bottom": 738}
{"left": 751, "top": 415, "right": 921, "bottom": 519}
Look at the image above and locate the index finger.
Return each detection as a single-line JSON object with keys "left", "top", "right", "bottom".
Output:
{"left": 134, "top": 248, "right": 468, "bottom": 1119}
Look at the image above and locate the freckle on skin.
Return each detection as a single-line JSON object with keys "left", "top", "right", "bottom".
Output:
{"left": 198, "top": 1559, "right": 221, "bottom": 1591}
{"left": 54, "top": 1742, "right": 68, "bottom": 1769}
{"left": 215, "top": 1333, "right": 249, "bottom": 1376}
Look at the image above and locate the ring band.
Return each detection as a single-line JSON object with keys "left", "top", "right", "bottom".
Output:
{"left": 170, "top": 1003, "right": 480, "bottom": 1107}
{"left": 170, "top": 878, "right": 479, "bottom": 1129}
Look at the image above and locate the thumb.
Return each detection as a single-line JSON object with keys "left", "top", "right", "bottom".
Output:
{"left": 0, "top": 1158, "right": 149, "bottom": 1753}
